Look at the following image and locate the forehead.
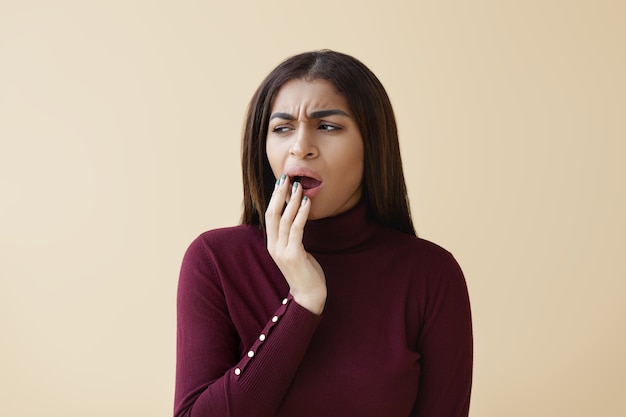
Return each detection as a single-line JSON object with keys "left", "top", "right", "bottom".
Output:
{"left": 271, "top": 78, "right": 349, "bottom": 111}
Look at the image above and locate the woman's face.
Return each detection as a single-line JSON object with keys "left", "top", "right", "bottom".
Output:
{"left": 266, "top": 78, "right": 364, "bottom": 220}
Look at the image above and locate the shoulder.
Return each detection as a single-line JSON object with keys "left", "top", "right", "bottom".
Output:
{"left": 179, "top": 224, "right": 269, "bottom": 291}
{"left": 199, "top": 224, "right": 264, "bottom": 244}
{"left": 383, "top": 231, "right": 469, "bottom": 305}
{"left": 376, "top": 227, "right": 466, "bottom": 287}
{"left": 182, "top": 224, "right": 265, "bottom": 267}
{"left": 377, "top": 226, "right": 457, "bottom": 268}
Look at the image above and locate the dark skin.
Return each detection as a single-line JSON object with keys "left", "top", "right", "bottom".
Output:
{"left": 265, "top": 176, "right": 326, "bottom": 315}
{"left": 264, "top": 79, "right": 365, "bottom": 316}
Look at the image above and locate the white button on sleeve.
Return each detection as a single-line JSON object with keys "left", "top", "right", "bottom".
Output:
{"left": 247, "top": 350, "right": 255, "bottom": 358}
{"left": 234, "top": 368, "right": 241, "bottom": 376}
{"left": 272, "top": 316, "right": 279, "bottom": 323}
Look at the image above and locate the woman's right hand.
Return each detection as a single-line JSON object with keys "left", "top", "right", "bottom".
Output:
{"left": 265, "top": 175, "right": 327, "bottom": 315}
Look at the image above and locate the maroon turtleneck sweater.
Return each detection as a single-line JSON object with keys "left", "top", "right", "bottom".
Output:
{"left": 174, "top": 203, "right": 472, "bottom": 417}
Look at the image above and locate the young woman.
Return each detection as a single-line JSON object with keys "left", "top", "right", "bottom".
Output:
{"left": 174, "top": 50, "right": 473, "bottom": 417}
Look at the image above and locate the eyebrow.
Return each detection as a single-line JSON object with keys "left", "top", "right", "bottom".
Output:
{"left": 269, "top": 109, "right": 350, "bottom": 121}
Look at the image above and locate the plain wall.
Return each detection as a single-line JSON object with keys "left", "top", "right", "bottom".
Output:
{"left": 1, "top": 1, "right": 624, "bottom": 416}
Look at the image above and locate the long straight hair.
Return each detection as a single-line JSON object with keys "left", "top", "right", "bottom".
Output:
{"left": 241, "top": 50, "right": 416, "bottom": 236}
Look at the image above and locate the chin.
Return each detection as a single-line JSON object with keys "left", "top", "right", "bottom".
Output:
{"left": 307, "top": 205, "right": 341, "bottom": 221}
{"left": 306, "top": 210, "right": 323, "bottom": 221}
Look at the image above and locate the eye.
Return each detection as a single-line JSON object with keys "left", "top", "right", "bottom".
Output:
{"left": 271, "top": 125, "right": 292, "bottom": 133}
{"left": 318, "top": 123, "right": 341, "bottom": 131}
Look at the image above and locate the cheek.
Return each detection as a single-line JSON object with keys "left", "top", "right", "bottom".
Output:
{"left": 348, "top": 160, "right": 365, "bottom": 190}
{"left": 343, "top": 145, "right": 365, "bottom": 186}
{"left": 265, "top": 141, "right": 283, "bottom": 177}
{"left": 330, "top": 150, "right": 364, "bottom": 197}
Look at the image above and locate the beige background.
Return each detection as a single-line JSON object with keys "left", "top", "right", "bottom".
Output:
{"left": 1, "top": 1, "right": 624, "bottom": 416}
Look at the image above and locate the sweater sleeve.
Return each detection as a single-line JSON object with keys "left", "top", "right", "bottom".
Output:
{"left": 412, "top": 254, "right": 473, "bottom": 417}
{"left": 174, "top": 235, "right": 322, "bottom": 417}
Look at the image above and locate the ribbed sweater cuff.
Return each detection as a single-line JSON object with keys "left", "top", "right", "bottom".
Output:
{"left": 237, "top": 297, "right": 321, "bottom": 402}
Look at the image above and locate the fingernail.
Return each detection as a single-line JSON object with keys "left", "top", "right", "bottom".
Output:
{"left": 274, "top": 178, "right": 279, "bottom": 190}
{"left": 301, "top": 195, "right": 308, "bottom": 206}
{"left": 292, "top": 181, "right": 299, "bottom": 191}
{"left": 280, "top": 174, "right": 287, "bottom": 185}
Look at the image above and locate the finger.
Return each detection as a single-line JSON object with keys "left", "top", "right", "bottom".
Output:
{"left": 265, "top": 174, "right": 288, "bottom": 246}
{"left": 278, "top": 180, "right": 303, "bottom": 245}
{"left": 288, "top": 195, "right": 310, "bottom": 247}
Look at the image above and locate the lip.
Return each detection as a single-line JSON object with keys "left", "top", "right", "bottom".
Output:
{"left": 286, "top": 166, "right": 323, "bottom": 198}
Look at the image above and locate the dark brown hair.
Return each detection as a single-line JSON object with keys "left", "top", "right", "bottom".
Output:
{"left": 241, "top": 50, "right": 416, "bottom": 235}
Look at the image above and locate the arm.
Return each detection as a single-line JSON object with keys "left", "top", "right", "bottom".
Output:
{"left": 265, "top": 175, "right": 327, "bottom": 315}
{"left": 174, "top": 176, "right": 326, "bottom": 417}
{"left": 174, "top": 237, "right": 322, "bottom": 417}
{"left": 412, "top": 255, "right": 473, "bottom": 417}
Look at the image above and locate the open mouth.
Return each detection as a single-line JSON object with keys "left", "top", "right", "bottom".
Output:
{"left": 293, "top": 175, "right": 322, "bottom": 190}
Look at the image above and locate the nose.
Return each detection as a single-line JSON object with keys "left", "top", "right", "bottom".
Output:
{"left": 289, "top": 127, "right": 318, "bottom": 159}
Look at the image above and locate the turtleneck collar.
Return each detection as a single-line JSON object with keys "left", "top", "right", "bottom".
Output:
{"left": 302, "top": 201, "right": 378, "bottom": 253}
